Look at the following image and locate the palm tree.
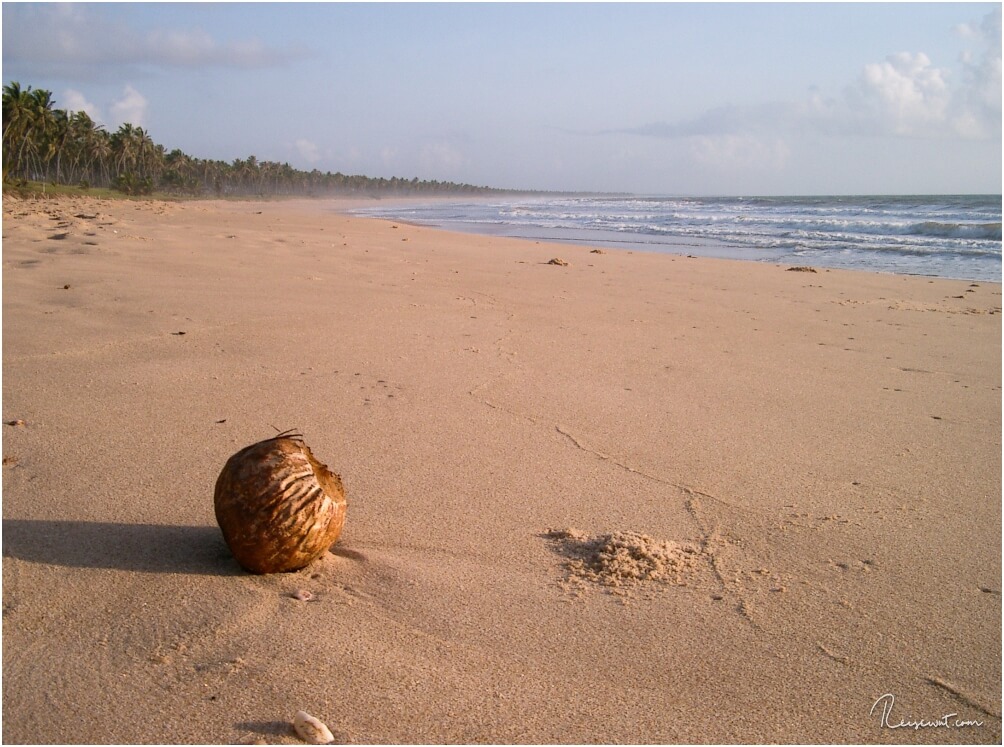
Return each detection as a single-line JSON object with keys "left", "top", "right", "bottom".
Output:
{"left": 24, "top": 88, "right": 56, "bottom": 180}
{"left": 2, "top": 82, "right": 27, "bottom": 138}
{"left": 87, "top": 126, "right": 113, "bottom": 187}
{"left": 135, "top": 127, "right": 162, "bottom": 187}
{"left": 64, "top": 111, "right": 104, "bottom": 186}
{"left": 2, "top": 82, "right": 31, "bottom": 180}
{"left": 43, "top": 108, "right": 71, "bottom": 183}
{"left": 2, "top": 83, "right": 56, "bottom": 181}
{"left": 111, "top": 123, "right": 137, "bottom": 177}
{"left": 163, "top": 148, "right": 199, "bottom": 194}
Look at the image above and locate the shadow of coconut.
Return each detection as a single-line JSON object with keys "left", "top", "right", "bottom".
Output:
{"left": 2, "top": 519, "right": 243, "bottom": 575}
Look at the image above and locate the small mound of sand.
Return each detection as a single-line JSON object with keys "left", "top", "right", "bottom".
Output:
{"left": 544, "top": 528, "right": 699, "bottom": 589}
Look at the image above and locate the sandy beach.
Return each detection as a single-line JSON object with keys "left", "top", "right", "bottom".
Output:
{"left": 2, "top": 195, "right": 1000, "bottom": 744}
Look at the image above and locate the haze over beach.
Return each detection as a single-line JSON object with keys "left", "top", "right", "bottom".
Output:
{"left": 2, "top": 2, "right": 1002, "bottom": 746}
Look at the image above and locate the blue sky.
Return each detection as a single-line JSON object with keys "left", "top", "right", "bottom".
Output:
{"left": 2, "top": 2, "right": 1001, "bottom": 195}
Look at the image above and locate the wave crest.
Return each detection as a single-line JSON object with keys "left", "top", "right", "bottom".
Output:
{"left": 910, "top": 221, "right": 1002, "bottom": 240}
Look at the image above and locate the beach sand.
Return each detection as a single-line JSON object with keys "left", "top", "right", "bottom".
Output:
{"left": 2, "top": 195, "right": 1001, "bottom": 744}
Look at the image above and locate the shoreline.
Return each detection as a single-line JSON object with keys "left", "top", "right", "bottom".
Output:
{"left": 341, "top": 194, "right": 1003, "bottom": 284}
{"left": 335, "top": 194, "right": 999, "bottom": 284}
{"left": 3, "top": 195, "right": 1001, "bottom": 743}
{"left": 8, "top": 189, "right": 1000, "bottom": 283}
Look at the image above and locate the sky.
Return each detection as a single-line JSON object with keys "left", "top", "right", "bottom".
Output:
{"left": 2, "top": 2, "right": 1001, "bottom": 195}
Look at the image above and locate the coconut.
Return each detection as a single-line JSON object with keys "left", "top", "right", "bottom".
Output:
{"left": 214, "top": 433, "right": 347, "bottom": 574}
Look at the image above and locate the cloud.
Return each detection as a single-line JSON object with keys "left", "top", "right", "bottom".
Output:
{"left": 847, "top": 51, "right": 950, "bottom": 136}
{"left": 109, "top": 85, "right": 149, "bottom": 128}
{"left": 62, "top": 89, "right": 102, "bottom": 121}
{"left": 609, "top": 8, "right": 1001, "bottom": 144}
{"left": 55, "top": 86, "right": 148, "bottom": 129}
{"left": 380, "top": 146, "right": 400, "bottom": 170}
{"left": 141, "top": 28, "right": 299, "bottom": 68}
{"left": 690, "top": 135, "right": 790, "bottom": 172}
{"left": 294, "top": 138, "right": 322, "bottom": 164}
{"left": 1, "top": 4, "right": 304, "bottom": 75}
{"left": 419, "top": 142, "right": 469, "bottom": 175}
{"left": 611, "top": 102, "right": 800, "bottom": 139}
{"left": 954, "top": 6, "right": 1002, "bottom": 138}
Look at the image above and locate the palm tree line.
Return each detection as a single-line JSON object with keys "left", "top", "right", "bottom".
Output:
{"left": 2, "top": 82, "right": 536, "bottom": 198}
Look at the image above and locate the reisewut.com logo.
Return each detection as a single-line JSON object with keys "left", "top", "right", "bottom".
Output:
{"left": 870, "top": 693, "right": 985, "bottom": 731}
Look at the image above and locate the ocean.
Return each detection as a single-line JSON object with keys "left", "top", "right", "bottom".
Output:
{"left": 350, "top": 194, "right": 1002, "bottom": 282}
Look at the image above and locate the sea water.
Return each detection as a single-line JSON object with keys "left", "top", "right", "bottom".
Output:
{"left": 351, "top": 194, "right": 1002, "bottom": 282}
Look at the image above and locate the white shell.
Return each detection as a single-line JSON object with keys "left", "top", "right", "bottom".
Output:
{"left": 293, "top": 710, "right": 334, "bottom": 745}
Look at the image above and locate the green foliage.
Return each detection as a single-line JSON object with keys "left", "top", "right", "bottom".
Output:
{"left": 3, "top": 79, "right": 547, "bottom": 199}
{"left": 112, "top": 172, "right": 155, "bottom": 196}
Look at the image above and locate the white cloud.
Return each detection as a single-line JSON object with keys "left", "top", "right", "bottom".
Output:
{"left": 612, "top": 8, "right": 1001, "bottom": 144}
{"left": 145, "top": 28, "right": 217, "bottom": 66}
{"left": 294, "top": 138, "right": 321, "bottom": 163}
{"left": 849, "top": 52, "right": 950, "bottom": 136}
{"left": 62, "top": 89, "right": 102, "bottom": 121}
{"left": 419, "top": 142, "right": 468, "bottom": 174}
{"left": 838, "top": 12, "right": 1000, "bottom": 140}
{"left": 109, "top": 85, "right": 148, "bottom": 128}
{"left": 1, "top": 4, "right": 304, "bottom": 76}
{"left": 690, "top": 135, "right": 790, "bottom": 172}
{"left": 380, "top": 146, "right": 400, "bottom": 170}
{"left": 954, "top": 6, "right": 1002, "bottom": 138}
{"left": 143, "top": 28, "right": 296, "bottom": 68}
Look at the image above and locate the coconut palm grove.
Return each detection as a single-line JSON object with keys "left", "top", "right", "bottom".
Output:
{"left": 2, "top": 82, "right": 533, "bottom": 198}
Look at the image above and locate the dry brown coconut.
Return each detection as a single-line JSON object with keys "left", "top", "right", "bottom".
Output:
{"left": 214, "top": 432, "right": 347, "bottom": 574}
